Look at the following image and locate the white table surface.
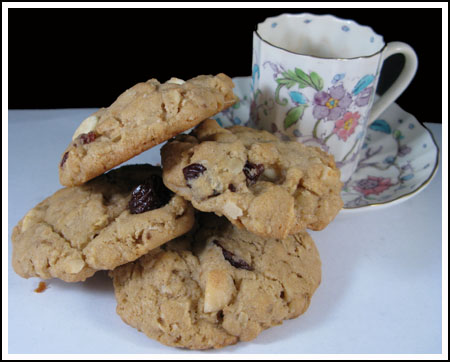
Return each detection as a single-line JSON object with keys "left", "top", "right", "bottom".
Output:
{"left": 7, "top": 109, "right": 443, "bottom": 355}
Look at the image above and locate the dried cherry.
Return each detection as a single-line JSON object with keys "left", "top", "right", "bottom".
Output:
{"left": 213, "top": 240, "right": 253, "bottom": 271}
{"left": 183, "top": 163, "right": 206, "bottom": 184}
{"left": 243, "top": 161, "right": 264, "bottom": 186}
{"left": 129, "top": 175, "right": 173, "bottom": 214}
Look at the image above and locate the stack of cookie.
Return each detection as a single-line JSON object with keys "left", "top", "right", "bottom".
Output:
{"left": 11, "top": 74, "right": 343, "bottom": 350}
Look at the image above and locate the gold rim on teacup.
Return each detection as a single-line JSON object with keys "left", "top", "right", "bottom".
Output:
{"left": 255, "top": 13, "right": 388, "bottom": 61}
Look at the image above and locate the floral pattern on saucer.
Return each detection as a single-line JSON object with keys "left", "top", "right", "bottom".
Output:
{"left": 341, "top": 105, "right": 439, "bottom": 209}
{"left": 213, "top": 76, "right": 439, "bottom": 210}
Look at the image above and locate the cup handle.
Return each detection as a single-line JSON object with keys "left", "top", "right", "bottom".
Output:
{"left": 368, "top": 41, "right": 418, "bottom": 123}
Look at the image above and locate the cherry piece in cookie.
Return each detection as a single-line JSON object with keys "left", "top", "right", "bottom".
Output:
{"left": 183, "top": 163, "right": 207, "bottom": 185}
{"left": 78, "top": 132, "right": 97, "bottom": 145}
{"left": 243, "top": 161, "right": 265, "bottom": 186}
{"left": 214, "top": 240, "right": 253, "bottom": 271}
{"left": 60, "top": 152, "right": 69, "bottom": 168}
{"left": 129, "top": 175, "right": 173, "bottom": 214}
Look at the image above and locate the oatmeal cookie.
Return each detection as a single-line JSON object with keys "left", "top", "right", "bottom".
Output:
{"left": 12, "top": 164, "right": 195, "bottom": 282}
{"left": 110, "top": 214, "right": 321, "bottom": 349}
{"left": 59, "top": 74, "right": 236, "bottom": 186}
{"left": 161, "top": 119, "right": 343, "bottom": 239}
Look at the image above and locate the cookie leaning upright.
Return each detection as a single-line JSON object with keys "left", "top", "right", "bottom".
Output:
{"left": 161, "top": 118, "right": 344, "bottom": 239}
{"left": 12, "top": 164, "right": 195, "bottom": 282}
{"left": 59, "top": 74, "right": 236, "bottom": 187}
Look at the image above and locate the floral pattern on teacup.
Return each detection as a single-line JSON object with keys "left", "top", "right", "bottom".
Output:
{"left": 251, "top": 62, "right": 376, "bottom": 166}
{"left": 332, "top": 112, "right": 361, "bottom": 141}
{"left": 313, "top": 84, "right": 352, "bottom": 121}
{"left": 215, "top": 77, "right": 438, "bottom": 209}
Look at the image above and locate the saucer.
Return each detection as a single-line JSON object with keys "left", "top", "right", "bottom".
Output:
{"left": 213, "top": 76, "right": 439, "bottom": 210}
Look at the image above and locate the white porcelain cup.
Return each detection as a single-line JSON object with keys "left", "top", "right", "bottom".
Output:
{"left": 251, "top": 13, "right": 418, "bottom": 182}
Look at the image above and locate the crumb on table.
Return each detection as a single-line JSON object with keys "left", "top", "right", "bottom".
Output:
{"left": 34, "top": 281, "right": 47, "bottom": 293}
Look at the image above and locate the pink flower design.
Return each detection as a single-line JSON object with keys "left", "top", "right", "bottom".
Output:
{"left": 354, "top": 176, "right": 392, "bottom": 196}
{"left": 333, "top": 112, "right": 361, "bottom": 141}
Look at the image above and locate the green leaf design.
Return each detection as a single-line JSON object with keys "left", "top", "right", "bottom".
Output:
{"left": 286, "top": 80, "right": 297, "bottom": 89}
{"left": 275, "top": 84, "right": 289, "bottom": 106}
{"left": 294, "top": 68, "right": 311, "bottom": 84}
{"left": 393, "top": 130, "right": 404, "bottom": 140}
{"left": 286, "top": 70, "right": 297, "bottom": 79}
{"left": 276, "top": 78, "right": 293, "bottom": 85}
{"left": 296, "top": 80, "right": 310, "bottom": 88}
{"left": 232, "top": 102, "right": 240, "bottom": 109}
{"left": 310, "top": 72, "right": 324, "bottom": 91}
{"left": 275, "top": 68, "right": 324, "bottom": 101}
{"left": 284, "top": 105, "right": 306, "bottom": 129}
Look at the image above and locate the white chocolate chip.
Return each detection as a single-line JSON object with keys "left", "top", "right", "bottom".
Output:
{"left": 72, "top": 115, "right": 98, "bottom": 140}
{"left": 321, "top": 166, "right": 334, "bottom": 181}
{"left": 204, "top": 270, "right": 235, "bottom": 313}
{"left": 65, "top": 259, "right": 85, "bottom": 274}
{"left": 225, "top": 158, "right": 245, "bottom": 174}
{"left": 223, "top": 201, "right": 243, "bottom": 219}
{"left": 167, "top": 77, "right": 185, "bottom": 85}
{"left": 263, "top": 167, "right": 278, "bottom": 181}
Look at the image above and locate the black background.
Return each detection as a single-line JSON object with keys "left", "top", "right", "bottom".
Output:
{"left": 8, "top": 7, "right": 443, "bottom": 123}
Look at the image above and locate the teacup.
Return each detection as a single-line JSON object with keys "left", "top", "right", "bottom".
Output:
{"left": 250, "top": 13, "right": 418, "bottom": 182}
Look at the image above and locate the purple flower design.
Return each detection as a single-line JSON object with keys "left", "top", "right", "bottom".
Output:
{"left": 355, "top": 86, "right": 373, "bottom": 107}
{"left": 313, "top": 84, "right": 352, "bottom": 120}
{"left": 398, "top": 144, "right": 412, "bottom": 157}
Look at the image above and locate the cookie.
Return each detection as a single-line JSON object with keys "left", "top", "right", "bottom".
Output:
{"left": 161, "top": 118, "right": 343, "bottom": 239}
{"left": 59, "top": 74, "right": 236, "bottom": 187}
{"left": 110, "top": 214, "right": 321, "bottom": 350}
{"left": 12, "top": 164, "right": 195, "bottom": 282}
